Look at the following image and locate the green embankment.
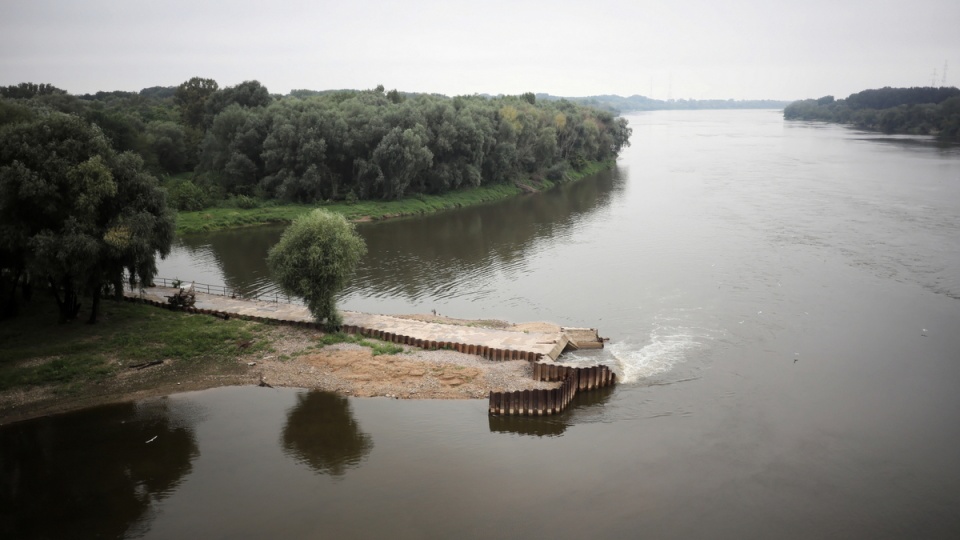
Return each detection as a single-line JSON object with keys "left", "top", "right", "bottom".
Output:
{"left": 0, "top": 290, "right": 416, "bottom": 410}
{"left": 0, "top": 295, "right": 268, "bottom": 396}
{"left": 175, "top": 160, "right": 613, "bottom": 235}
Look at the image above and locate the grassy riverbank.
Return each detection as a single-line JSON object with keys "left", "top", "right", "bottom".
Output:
{"left": 175, "top": 160, "right": 614, "bottom": 234}
{"left": 0, "top": 294, "right": 392, "bottom": 421}
{"left": 0, "top": 294, "right": 275, "bottom": 423}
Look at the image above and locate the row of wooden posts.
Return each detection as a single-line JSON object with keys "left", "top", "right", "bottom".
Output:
{"left": 130, "top": 296, "right": 618, "bottom": 417}
{"left": 488, "top": 364, "right": 617, "bottom": 417}
{"left": 340, "top": 324, "right": 544, "bottom": 362}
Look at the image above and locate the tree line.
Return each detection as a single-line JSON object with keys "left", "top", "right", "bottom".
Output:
{"left": 783, "top": 86, "right": 960, "bottom": 141}
{"left": 1, "top": 80, "right": 632, "bottom": 212}
{"left": 0, "top": 112, "right": 174, "bottom": 322}
{"left": 0, "top": 79, "right": 632, "bottom": 322}
{"left": 536, "top": 93, "right": 790, "bottom": 114}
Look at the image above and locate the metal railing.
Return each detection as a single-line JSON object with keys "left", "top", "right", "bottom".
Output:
{"left": 145, "top": 277, "right": 294, "bottom": 305}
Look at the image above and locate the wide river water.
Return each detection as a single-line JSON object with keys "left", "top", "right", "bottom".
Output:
{"left": 4, "top": 110, "right": 960, "bottom": 538}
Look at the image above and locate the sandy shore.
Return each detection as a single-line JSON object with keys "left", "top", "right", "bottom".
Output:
{"left": 251, "top": 325, "right": 560, "bottom": 399}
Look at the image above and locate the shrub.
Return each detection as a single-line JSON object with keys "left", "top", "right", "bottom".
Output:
{"left": 227, "top": 194, "right": 259, "bottom": 209}
{"left": 165, "top": 179, "right": 210, "bottom": 211}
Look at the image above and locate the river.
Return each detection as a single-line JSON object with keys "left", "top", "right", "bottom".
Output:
{"left": 4, "top": 110, "right": 960, "bottom": 538}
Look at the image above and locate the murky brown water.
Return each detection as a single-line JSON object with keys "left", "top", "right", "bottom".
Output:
{"left": 4, "top": 110, "right": 960, "bottom": 538}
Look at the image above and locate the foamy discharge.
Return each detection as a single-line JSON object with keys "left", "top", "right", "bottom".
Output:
{"left": 611, "top": 323, "right": 711, "bottom": 383}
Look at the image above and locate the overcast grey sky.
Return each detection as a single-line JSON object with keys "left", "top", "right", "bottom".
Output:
{"left": 1, "top": 0, "right": 958, "bottom": 100}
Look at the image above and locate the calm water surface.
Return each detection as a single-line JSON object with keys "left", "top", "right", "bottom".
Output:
{"left": 4, "top": 110, "right": 960, "bottom": 538}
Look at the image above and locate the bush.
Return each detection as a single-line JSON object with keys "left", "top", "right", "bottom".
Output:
{"left": 226, "top": 194, "right": 260, "bottom": 209}
{"left": 165, "top": 179, "right": 210, "bottom": 211}
{"left": 546, "top": 161, "right": 568, "bottom": 181}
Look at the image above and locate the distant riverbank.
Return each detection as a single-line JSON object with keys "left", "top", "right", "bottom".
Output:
{"left": 175, "top": 160, "right": 614, "bottom": 234}
{"left": 783, "top": 86, "right": 960, "bottom": 141}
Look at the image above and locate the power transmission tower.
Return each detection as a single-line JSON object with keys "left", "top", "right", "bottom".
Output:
{"left": 943, "top": 61, "right": 948, "bottom": 86}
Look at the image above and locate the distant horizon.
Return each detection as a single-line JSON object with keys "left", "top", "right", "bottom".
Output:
{"left": 3, "top": 1, "right": 956, "bottom": 102}
{"left": 1, "top": 70, "right": 951, "bottom": 105}
{"left": 12, "top": 78, "right": 923, "bottom": 104}
{"left": 8, "top": 77, "right": 959, "bottom": 105}
{"left": 10, "top": 77, "right": 960, "bottom": 110}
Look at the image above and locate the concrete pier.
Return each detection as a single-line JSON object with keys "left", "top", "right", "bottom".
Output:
{"left": 128, "top": 286, "right": 600, "bottom": 361}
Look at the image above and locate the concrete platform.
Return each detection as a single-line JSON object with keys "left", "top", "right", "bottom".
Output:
{"left": 130, "top": 287, "right": 580, "bottom": 361}
{"left": 562, "top": 327, "right": 605, "bottom": 350}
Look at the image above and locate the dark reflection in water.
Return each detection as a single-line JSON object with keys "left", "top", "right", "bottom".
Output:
{"left": 568, "top": 384, "right": 617, "bottom": 410}
{"left": 280, "top": 391, "right": 373, "bottom": 476}
{"left": 176, "top": 224, "right": 287, "bottom": 297}
{"left": 487, "top": 385, "right": 616, "bottom": 437}
{"left": 487, "top": 415, "right": 568, "bottom": 437}
{"left": 0, "top": 400, "right": 198, "bottom": 539}
{"left": 851, "top": 135, "right": 960, "bottom": 152}
{"left": 345, "top": 167, "right": 625, "bottom": 304}
{"left": 159, "top": 167, "right": 625, "bottom": 311}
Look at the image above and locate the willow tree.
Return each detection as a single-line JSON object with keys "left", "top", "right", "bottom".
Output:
{"left": 266, "top": 209, "right": 366, "bottom": 328}
{"left": 0, "top": 113, "right": 175, "bottom": 322}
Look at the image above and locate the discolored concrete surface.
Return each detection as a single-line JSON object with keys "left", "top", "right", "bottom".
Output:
{"left": 130, "top": 287, "right": 585, "bottom": 360}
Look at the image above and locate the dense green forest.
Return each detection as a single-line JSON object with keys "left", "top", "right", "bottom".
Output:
{"left": 783, "top": 86, "right": 960, "bottom": 141}
{"left": 0, "top": 80, "right": 632, "bottom": 212}
{"left": 536, "top": 93, "right": 789, "bottom": 114}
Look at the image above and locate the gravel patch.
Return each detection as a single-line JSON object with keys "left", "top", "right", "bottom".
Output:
{"left": 255, "top": 339, "right": 559, "bottom": 399}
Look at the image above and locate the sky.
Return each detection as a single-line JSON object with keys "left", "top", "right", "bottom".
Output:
{"left": 1, "top": 0, "right": 958, "bottom": 101}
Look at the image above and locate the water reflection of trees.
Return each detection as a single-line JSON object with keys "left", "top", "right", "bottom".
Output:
{"left": 167, "top": 167, "right": 625, "bottom": 303}
{"left": 280, "top": 391, "right": 373, "bottom": 476}
{"left": 0, "top": 400, "right": 199, "bottom": 539}
{"left": 345, "top": 167, "right": 626, "bottom": 301}
{"left": 487, "top": 386, "right": 616, "bottom": 437}
{"left": 177, "top": 224, "right": 286, "bottom": 295}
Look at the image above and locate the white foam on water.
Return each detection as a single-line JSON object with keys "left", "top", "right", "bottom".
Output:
{"left": 610, "top": 321, "right": 712, "bottom": 384}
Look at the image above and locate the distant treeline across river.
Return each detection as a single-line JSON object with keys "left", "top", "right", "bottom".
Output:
{"left": 784, "top": 86, "right": 960, "bottom": 141}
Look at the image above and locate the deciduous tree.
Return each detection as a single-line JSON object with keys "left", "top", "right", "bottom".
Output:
{"left": 0, "top": 113, "right": 174, "bottom": 322}
{"left": 174, "top": 77, "right": 219, "bottom": 129}
{"left": 266, "top": 209, "right": 366, "bottom": 328}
